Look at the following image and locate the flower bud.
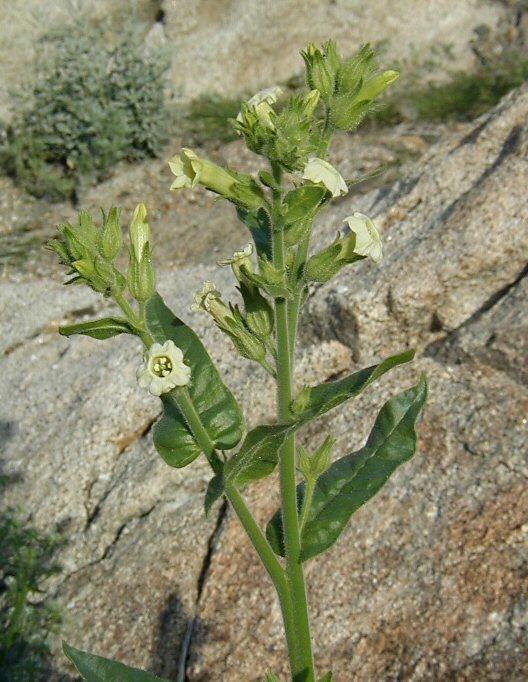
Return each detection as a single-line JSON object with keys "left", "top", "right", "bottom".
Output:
{"left": 127, "top": 243, "right": 156, "bottom": 302}
{"left": 301, "top": 44, "right": 335, "bottom": 98}
{"left": 356, "top": 70, "right": 399, "bottom": 102}
{"left": 129, "top": 203, "right": 151, "bottom": 262}
{"left": 302, "top": 89, "right": 321, "bottom": 118}
{"left": 100, "top": 207, "right": 123, "bottom": 261}
{"left": 298, "top": 437, "right": 335, "bottom": 479}
{"left": 291, "top": 385, "right": 312, "bottom": 415}
{"left": 240, "top": 282, "right": 274, "bottom": 339}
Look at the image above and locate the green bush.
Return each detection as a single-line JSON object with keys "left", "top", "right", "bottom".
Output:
{"left": 0, "top": 19, "right": 170, "bottom": 202}
{"left": 0, "top": 505, "right": 63, "bottom": 681}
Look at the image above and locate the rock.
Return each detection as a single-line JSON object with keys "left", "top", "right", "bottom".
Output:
{"left": 0, "top": 265, "right": 351, "bottom": 678}
{"left": 183, "top": 85, "right": 528, "bottom": 680}
{"left": 302, "top": 83, "right": 528, "bottom": 366}
{"left": 160, "top": 0, "right": 507, "bottom": 100}
{"left": 187, "top": 359, "right": 528, "bottom": 681}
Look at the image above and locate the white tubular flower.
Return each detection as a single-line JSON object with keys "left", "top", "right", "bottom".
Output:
{"left": 343, "top": 212, "right": 383, "bottom": 263}
{"left": 237, "top": 86, "right": 282, "bottom": 130}
{"left": 192, "top": 281, "right": 235, "bottom": 329}
{"left": 169, "top": 148, "right": 201, "bottom": 189}
{"left": 302, "top": 157, "right": 348, "bottom": 197}
{"left": 217, "top": 243, "right": 254, "bottom": 280}
{"left": 136, "top": 340, "right": 191, "bottom": 397}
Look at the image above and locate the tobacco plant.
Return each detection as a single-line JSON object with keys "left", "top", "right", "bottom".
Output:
{"left": 49, "top": 41, "right": 427, "bottom": 682}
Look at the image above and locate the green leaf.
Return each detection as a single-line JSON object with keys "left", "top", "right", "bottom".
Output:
{"left": 204, "top": 470, "right": 224, "bottom": 515}
{"left": 237, "top": 206, "right": 272, "bottom": 260}
{"left": 146, "top": 293, "right": 245, "bottom": 467}
{"left": 267, "top": 375, "right": 428, "bottom": 560}
{"left": 292, "top": 350, "right": 415, "bottom": 424}
{"left": 59, "top": 317, "right": 137, "bottom": 340}
{"left": 63, "top": 641, "right": 168, "bottom": 681}
{"left": 225, "top": 424, "right": 292, "bottom": 489}
{"left": 282, "top": 185, "right": 326, "bottom": 225}
{"left": 225, "top": 351, "right": 414, "bottom": 489}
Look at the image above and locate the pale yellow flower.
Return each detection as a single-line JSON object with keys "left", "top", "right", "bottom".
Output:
{"left": 343, "top": 212, "right": 383, "bottom": 263}
{"left": 136, "top": 340, "right": 191, "bottom": 396}
{"left": 302, "top": 157, "right": 348, "bottom": 197}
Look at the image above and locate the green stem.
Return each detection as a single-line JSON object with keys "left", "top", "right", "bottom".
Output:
{"left": 225, "top": 484, "right": 298, "bottom": 666}
{"left": 113, "top": 290, "right": 154, "bottom": 346}
{"left": 174, "top": 387, "right": 224, "bottom": 474}
{"left": 273, "top": 206, "right": 316, "bottom": 682}
{"left": 173, "top": 382, "right": 299, "bottom": 671}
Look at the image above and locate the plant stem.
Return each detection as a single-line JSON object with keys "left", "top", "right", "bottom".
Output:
{"left": 173, "top": 383, "right": 300, "bottom": 671}
{"left": 225, "top": 484, "right": 299, "bottom": 666}
{"left": 273, "top": 205, "right": 316, "bottom": 681}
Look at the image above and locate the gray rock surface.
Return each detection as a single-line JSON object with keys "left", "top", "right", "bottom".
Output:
{"left": 1, "top": 69, "right": 527, "bottom": 682}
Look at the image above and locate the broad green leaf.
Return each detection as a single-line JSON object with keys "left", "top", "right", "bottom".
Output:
{"left": 204, "top": 470, "right": 224, "bottom": 515}
{"left": 225, "top": 351, "right": 414, "bottom": 489}
{"left": 282, "top": 185, "right": 326, "bottom": 225}
{"left": 146, "top": 293, "right": 244, "bottom": 467}
{"left": 237, "top": 206, "right": 272, "bottom": 259}
{"left": 266, "top": 376, "right": 428, "bottom": 560}
{"left": 59, "top": 317, "right": 136, "bottom": 340}
{"left": 292, "top": 350, "right": 415, "bottom": 424}
{"left": 225, "top": 424, "right": 292, "bottom": 489}
{"left": 63, "top": 642, "right": 168, "bottom": 681}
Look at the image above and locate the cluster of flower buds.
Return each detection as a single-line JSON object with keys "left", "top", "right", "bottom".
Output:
{"left": 305, "top": 212, "right": 383, "bottom": 283}
{"left": 234, "top": 87, "right": 322, "bottom": 171}
{"left": 302, "top": 41, "right": 398, "bottom": 131}
{"left": 169, "top": 148, "right": 264, "bottom": 210}
{"left": 48, "top": 209, "right": 124, "bottom": 295}
{"left": 48, "top": 203, "right": 157, "bottom": 303}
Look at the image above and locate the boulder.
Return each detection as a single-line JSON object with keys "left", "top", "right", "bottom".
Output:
{"left": 0, "top": 77, "right": 527, "bottom": 682}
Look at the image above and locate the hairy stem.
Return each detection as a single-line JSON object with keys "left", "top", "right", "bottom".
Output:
{"left": 173, "top": 383, "right": 299, "bottom": 670}
{"left": 273, "top": 195, "right": 316, "bottom": 681}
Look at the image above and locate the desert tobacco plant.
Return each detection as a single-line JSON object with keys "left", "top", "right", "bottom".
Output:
{"left": 50, "top": 41, "right": 427, "bottom": 682}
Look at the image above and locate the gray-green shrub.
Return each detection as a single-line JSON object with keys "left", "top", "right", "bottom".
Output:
{"left": 0, "top": 19, "right": 170, "bottom": 201}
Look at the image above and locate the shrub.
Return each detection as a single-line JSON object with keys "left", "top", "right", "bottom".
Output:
{"left": 0, "top": 18, "right": 170, "bottom": 202}
{"left": 0, "top": 504, "right": 63, "bottom": 681}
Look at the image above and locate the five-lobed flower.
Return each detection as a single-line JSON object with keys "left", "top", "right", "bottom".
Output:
{"left": 302, "top": 157, "right": 348, "bottom": 198}
{"left": 343, "top": 212, "right": 383, "bottom": 263}
{"left": 137, "top": 340, "right": 191, "bottom": 396}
